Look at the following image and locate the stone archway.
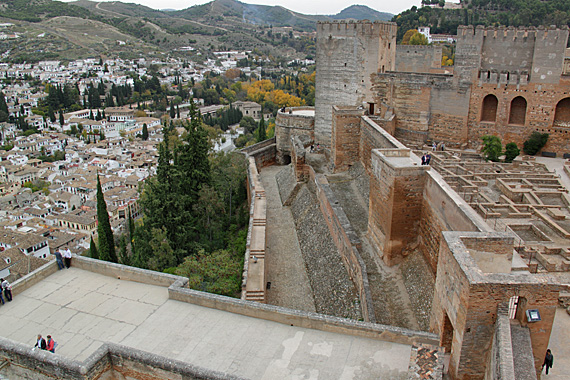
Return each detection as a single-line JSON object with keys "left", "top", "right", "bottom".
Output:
{"left": 509, "top": 96, "right": 527, "bottom": 125}
{"left": 481, "top": 94, "right": 498, "bottom": 122}
{"left": 554, "top": 97, "right": 570, "bottom": 125}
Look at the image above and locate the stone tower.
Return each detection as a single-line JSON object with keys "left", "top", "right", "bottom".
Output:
{"left": 315, "top": 21, "right": 397, "bottom": 147}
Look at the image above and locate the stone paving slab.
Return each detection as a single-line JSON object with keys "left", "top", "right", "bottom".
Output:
{"left": 0, "top": 268, "right": 413, "bottom": 379}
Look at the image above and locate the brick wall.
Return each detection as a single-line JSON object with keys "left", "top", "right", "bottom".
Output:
{"left": 367, "top": 149, "right": 429, "bottom": 266}
{"left": 467, "top": 80, "right": 570, "bottom": 155}
{"left": 431, "top": 232, "right": 562, "bottom": 380}
{"left": 419, "top": 170, "right": 489, "bottom": 273}
{"left": 332, "top": 106, "right": 364, "bottom": 172}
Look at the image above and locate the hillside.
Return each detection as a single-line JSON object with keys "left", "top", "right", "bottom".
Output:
{"left": 0, "top": 0, "right": 394, "bottom": 62}
{"left": 393, "top": 0, "right": 570, "bottom": 42}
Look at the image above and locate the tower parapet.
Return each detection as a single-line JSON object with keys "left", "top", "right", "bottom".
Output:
{"left": 315, "top": 20, "right": 397, "bottom": 146}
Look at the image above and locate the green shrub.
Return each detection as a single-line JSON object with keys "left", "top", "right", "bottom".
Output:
{"left": 504, "top": 142, "right": 520, "bottom": 163}
{"left": 523, "top": 132, "right": 549, "bottom": 155}
{"left": 481, "top": 135, "right": 502, "bottom": 162}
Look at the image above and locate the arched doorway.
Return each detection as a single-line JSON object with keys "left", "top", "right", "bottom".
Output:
{"left": 509, "top": 96, "right": 527, "bottom": 125}
{"left": 481, "top": 94, "right": 498, "bottom": 122}
{"left": 554, "top": 98, "right": 570, "bottom": 124}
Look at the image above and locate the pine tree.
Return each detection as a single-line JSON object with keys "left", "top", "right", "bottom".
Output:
{"left": 90, "top": 235, "right": 98, "bottom": 259}
{"left": 96, "top": 175, "right": 117, "bottom": 262}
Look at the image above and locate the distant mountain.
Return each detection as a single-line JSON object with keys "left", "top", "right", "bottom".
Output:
{"left": 331, "top": 5, "right": 392, "bottom": 22}
{"left": 0, "top": 0, "right": 395, "bottom": 62}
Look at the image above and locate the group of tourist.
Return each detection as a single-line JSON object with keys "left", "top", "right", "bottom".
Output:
{"left": 421, "top": 153, "right": 432, "bottom": 166}
{"left": 34, "top": 334, "right": 57, "bottom": 353}
{"left": 54, "top": 247, "right": 72, "bottom": 270}
{"left": 0, "top": 278, "right": 12, "bottom": 305}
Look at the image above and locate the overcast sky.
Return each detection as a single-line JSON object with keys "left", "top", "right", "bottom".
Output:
{"left": 63, "top": 0, "right": 431, "bottom": 16}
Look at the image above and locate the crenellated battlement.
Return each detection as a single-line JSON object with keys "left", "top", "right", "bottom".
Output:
{"left": 317, "top": 20, "right": 397, "bottom": 38}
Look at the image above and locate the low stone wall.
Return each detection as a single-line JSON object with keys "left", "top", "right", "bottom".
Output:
{"left": 241, "top": 156, "right": 267, "bottom": 303}
{"left": 72, "top": 256, "right": 181, "bottom": 287}
{"left": 275, "top": 107, "right": 315, "bottom": 156}
{"left": 11, "top": 260, "right": 58, "bottom": 297}
{"left": 0, "top": 337, "right": 241, "bottom": 380}
{"left": 240, "top": 137, "right": 276, "bottom": 170}
{"left": 169, "top": 285, "right": 438, "bottom": 347}
{"left": 360, "top": 115, "right": 407, "bottom": 174}
{"left": 485, "top": 313, "right": 516, "bottom": 380}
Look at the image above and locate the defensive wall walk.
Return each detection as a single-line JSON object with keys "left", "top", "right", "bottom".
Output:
{"left": 0, "top": 257, "right": 440, "bottom": 379}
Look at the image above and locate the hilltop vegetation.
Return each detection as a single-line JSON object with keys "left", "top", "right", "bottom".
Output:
{"left": 393, "top": 0, "right": 570, "bottom": 42}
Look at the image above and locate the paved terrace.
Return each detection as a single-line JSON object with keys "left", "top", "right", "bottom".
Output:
{"left": 0, "top": 264, "right": 439, "bottom": 379}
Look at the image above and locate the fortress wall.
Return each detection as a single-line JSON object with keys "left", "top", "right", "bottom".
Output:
{"left": 372, "top": 72, "right": 470, "bottom": 146}
{"left": 359, "top": 115, "right": 406, "bottom": 174}
{"left": 419, "top": 170, "right": 490, "bottom": 273}
{"left": 315, "top": 21, "right": 396, "bottom": 146}
{"left": 530, "top": 27, "right": 569, "bottom": 84}
{"left": 0, "top": 338, "right": 241, "bottom": 380}
{"left": 396, "top": 45, "right": 443, "bottom": 73}
{"left": 479, "top": 28, "right": 536, "bottom": 76}
{"left": 467, "top": 80, "right": 570, "bottom": 155}
{"left": 240, "top": 137, "right": 276, "bottom": 170}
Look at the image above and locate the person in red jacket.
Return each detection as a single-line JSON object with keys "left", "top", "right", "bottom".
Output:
{"left": 46, "top": 335, "right": 56, "bottom": 353}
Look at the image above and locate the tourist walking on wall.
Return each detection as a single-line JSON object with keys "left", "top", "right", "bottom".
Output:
{"left": 63, "top": 247, "right": 72, "bottom": 268}
{"left": 0, "top": 289, "right": 4, "bottom": 305}
{"left": 46, "top": 335, "right": 56, "bottom": 353}
{"left": 54, "top": 249, "right": 65, "bottom": 270}
{"left": 421, "top": 154, "right": 427, "bottom": 165}
{"left": 432, "top": 142, "right": 437, "bottom": 151}
{"left": 1, "top": 278, "right": 12, "bottom": 302}
{"left": 542, "top": 349, "right": 554, "bottom": 374}
{"left": 34, "top": 334, "right": 47, "bottom": 350}
{"left": 426, "top": 153, "right": 431, "bottom": 165}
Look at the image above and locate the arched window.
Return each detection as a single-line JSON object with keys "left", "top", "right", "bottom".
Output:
{"left": 481, "top": 94, "right": 498, "bottom": 122}
{"left": 509, "top": 96, "right": 527, "bottom": 125}
{"left": 554, "top": 98, "right": 570, "bottom": 124}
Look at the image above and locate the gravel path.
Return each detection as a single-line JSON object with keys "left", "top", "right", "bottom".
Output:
{"left": 260, "top": 165, "right": 316, "bottom": 313}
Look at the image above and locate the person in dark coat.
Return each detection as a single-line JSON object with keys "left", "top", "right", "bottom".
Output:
{"left": 542, "top": 349, "right": 554, "bottom": 374}
{"left": 34, "top": 334, "right": 47, "bottom": 350}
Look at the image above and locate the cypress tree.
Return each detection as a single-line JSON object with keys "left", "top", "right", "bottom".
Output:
{"left": 142, "top": 123, "right": 148, "bottom": 140}
{"left": 258, "top": 116, "right": 266, "bottom": 142}
{"left": 59, "top": 110, "right": 64, "bottom": 126}
{"left": 90, "top": 235, "right": 98, "bottom": 259}
{"left": 96, "top": 175, "right": 117, "bottom": 262}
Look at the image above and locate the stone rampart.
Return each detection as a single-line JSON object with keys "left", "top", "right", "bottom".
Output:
{"left": 332, "top": 106, "right": 364, "bottom": 172}
{"left": 240, "top": 137, "right": 276, "bottom": 170}
{"left": 241, "top": 156, "right": 267, "bottom": 303}
{"left": 396, "top": 45, "right": 443, "bottom": 74}
{"left": 430, "top": 231, "right": 563, "bottom": 379}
